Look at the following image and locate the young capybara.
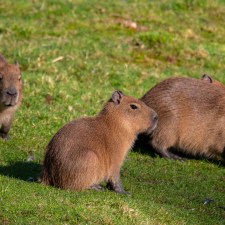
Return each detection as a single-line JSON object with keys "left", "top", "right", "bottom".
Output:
{"left": 41, "top": 91, "right": 158, "bottom": 193}
{"left": 140, "top": 77, "right": 225, "bottom": 160}
{"left": 0, "top": 55, "right": 22, "bottom": 139}
{"left": 201, "top": 74, "right": 225, "bottom": 89}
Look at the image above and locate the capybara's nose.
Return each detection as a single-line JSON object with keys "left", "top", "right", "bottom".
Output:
{"left": 6, "top": 87, "right": 17, "bottom": 96}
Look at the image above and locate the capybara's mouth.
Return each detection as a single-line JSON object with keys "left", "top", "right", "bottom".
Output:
{"left": 2, "top": 97, "right": 17, "bottom": 106}
{"left": 4, "top": 102, "right": 16, "bottom": 106}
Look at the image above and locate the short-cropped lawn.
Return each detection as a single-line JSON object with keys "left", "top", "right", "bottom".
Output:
{"left": 0, "top": 0, "right": 224, "bottom": 224}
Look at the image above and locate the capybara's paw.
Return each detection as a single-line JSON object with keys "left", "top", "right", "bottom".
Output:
{"left": 89, "top": 184, "right": 104, "bottom": 191}
{"left": 115, "top": 189, "right": 130, "bottom": 195}
{"left": 0, "top": 132, "right": 9, "bottom": 140}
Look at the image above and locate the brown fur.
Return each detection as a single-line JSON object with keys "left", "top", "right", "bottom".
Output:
{"left": 0, "top": 55, "right": 22, "bottom": 139}
{"left": 41, "top": 91, "right": 158, "bottom": 193}
{"left": 141, "top": 77, "right": 225, "bottom": 160}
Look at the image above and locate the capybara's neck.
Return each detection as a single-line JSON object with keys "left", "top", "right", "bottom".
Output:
{"left": 96, "top": 110, "right": 137, "bottom": 159}
{"left": 99, "top": 106, "right": 137, "bottom": 139}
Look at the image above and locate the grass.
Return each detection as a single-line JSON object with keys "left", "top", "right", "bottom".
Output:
{"left": 0, "top": 0, "right": 225, "bottom": 224}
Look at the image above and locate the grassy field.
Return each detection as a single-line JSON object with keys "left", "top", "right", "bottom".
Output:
{"left": 0, "top": 0, "right": 225, "bottom": 224}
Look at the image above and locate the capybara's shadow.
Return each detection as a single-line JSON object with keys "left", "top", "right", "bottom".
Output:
{"left": 134, "top": 134, "right": 187, "bottom": 159}
{"left": 133, "top": 134, "right": 158, "bottom": 157}
{"left": 0, "top": 161, "right": 41, "bottom": 181}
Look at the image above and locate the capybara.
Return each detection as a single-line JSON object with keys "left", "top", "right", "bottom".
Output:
{"left": 0, "top": 55, "right": 22, "bottom": 139}
{"left": 41, "top": 91, "right": 158, "bottom": 193}
{"left": 201, "top": 74, "right": 225, "bottom": 89}
{"left": 141, "top": 77, "right": 225, "bottom": 160}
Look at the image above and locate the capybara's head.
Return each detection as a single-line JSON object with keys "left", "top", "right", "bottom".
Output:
{"left": 201, "top": 74, "right": 225, "bottom": 89}
{"left": 103, "top": 90, "right": 158, "bottom": 135}
{"left": 0, "top": 55, "right": 22, "bottom": 107}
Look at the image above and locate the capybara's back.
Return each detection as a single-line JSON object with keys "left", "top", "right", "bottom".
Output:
{"left": 141, "top": 77, "right": 225, "bottom": 160}
{"left": 0, "top": 55, "right": 22, "bottom": 139}
{"left": 41, "top": 91, "right": 158, "bottom": 193}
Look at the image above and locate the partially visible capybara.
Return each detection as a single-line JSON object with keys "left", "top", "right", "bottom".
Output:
{"left": 141, "top": 77, "right": 225, "bottom": 160}
{"left": 0, "top": 55, "right": 22, "bottom": 139}
{"left": 41, "top": 91, "right": 158, "bottom": 193}
{"left": 201, "top": 74, "right": 225, "bottom": 89}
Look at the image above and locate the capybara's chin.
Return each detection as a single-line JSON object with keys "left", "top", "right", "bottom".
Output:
{"left": 2, "top": 97, "right": 18, "bottom": 106}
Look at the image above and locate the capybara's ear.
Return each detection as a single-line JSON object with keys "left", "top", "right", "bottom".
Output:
{"left": 201, "top": 74, "right": 212, "bottom": 83}
{"left": 14, "top": 60, "right": 19, "bottom": 68}
{"left": 111, "top": 90, "right": 124, "bottom": 105}
{"left": 0, "top": 55, "right": 7, "bottom": 68}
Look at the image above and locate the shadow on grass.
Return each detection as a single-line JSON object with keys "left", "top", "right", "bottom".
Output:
{"left": 134, "top": 134, "right": 225, "bottom": 167}
{"left": 133, "top": 134, "right": 157, "bottom": 157}
{"left": 0, "top": 161, "right": 42, "bottom": 181}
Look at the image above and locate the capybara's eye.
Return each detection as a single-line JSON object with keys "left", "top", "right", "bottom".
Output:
{"left": 130, "top": 104, "right": 138, "bottom": 110}
{"left": 18, "top": 76, "right": 21, "bottom": 81}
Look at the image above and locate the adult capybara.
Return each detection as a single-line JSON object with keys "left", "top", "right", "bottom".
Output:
{"left": 201, "top": 74, "right": 225, "bottom": 89}
{"left": 41, "top": 91, "right": 158, "bottom": 193}
{"left": 0, "top": 55, "right": 22, "bottom": 139}
{"left": 141, "top": 77, "right": 225, "bottom": 160}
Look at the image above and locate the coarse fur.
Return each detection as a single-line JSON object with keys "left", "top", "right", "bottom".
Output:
{"left": 141, "top": 77, "right": 225, "bottom": 160}
{"left": 41, "top": 91, "right": 158, "bottom": 193}
{"left": 0, "top": 55, "right": 22, "bottom": 139}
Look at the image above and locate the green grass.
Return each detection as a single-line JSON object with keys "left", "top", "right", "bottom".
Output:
{"left": 0, "top": 0, "right": 225, "bottom": 224}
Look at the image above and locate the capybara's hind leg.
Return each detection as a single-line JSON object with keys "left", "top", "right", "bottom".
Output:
{"left": 72, "top": 150, "right": 103, "bottom": 190}
{"left": 168, "top": 151, "right": 185, "bottom": 160}
{"left": 153, "top": 146, "right": 171, "bottom": 158}
{"left": 153, "top": 146, "right": 183, "bottom": 160}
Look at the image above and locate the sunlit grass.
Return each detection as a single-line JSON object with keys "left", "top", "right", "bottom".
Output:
{"left": 0, "top": 0, "right": 224, "bottom": 224}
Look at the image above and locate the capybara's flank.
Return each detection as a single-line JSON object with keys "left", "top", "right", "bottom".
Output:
{"left": 41, "top": 91, "right": 158, "bottom": 193}
{"left": 0, "top": 55, "right": 23, "bottom": 139}
{"left": 141, "top": 77, "right": 225, "bottom": 160}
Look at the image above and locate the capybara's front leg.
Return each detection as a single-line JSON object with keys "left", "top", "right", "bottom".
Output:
{"left": 0, "top": 119, "right": 12, "bottom": 140}
{"left": 107, "top": 172, "right": 129, "bottom": 194}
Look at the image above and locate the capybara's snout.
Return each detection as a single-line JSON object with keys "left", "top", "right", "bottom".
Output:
{"left": 6, "top": 87, "right": 18, "bottom": 97}
{"left": 151, "top": 110, "right": 158, "bottom": 128}
{"left": 2, "top": 87, "right": 19, "bottom": 106}
{"left": 151, "top": 111, "right": 158, "bottom": 124}
{"left": 147, "top": 110, "right": 158, "bottom": 134}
